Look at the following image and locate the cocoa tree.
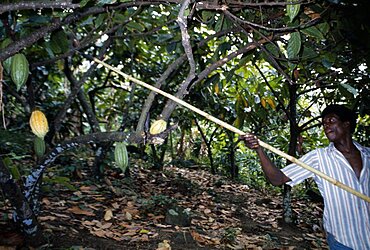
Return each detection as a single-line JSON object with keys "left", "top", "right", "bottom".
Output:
{"left": 0, "top": 0, "right": 369, "bottom": 242}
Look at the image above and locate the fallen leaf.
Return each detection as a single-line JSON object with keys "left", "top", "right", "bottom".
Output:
{"left": 68, "top": 206, "right": 95, "bottom": 216}
{"left": 42, "top": 198, "right": 51, "bottom": 206}
{"left": 204, "top": 209, "right": 212, "bottom": 214}
{"left": 125, "top": 211, "right": 132, "bottom": 220}
{"left": 104, "top": 209, "right": 113, "bottom": 221}
{"left": 101, "top": 222, "right": 113, "bottom": 229}
{"left": 190, "top": 230, "right": 207, "bottom": 244}
{"left": 140, "top": 234, "right": 149, "bottom": 242}
{"left": 139, "top": 229, "right": 150, "bottom": 234}
{"left": 112, "top": 202, "right": 120, "bottom": 209}
{"left": 157, "top": 240, "right": 171, "bottom": 250}
{"left": 38, "top": 215, "right": 57, "bottom": 221}
{"left": 90, "top": 229, "right": 106, "bottom": 238}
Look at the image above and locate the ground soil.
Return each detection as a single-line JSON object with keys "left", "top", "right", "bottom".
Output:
{"left": 0, "top": 164, "right": 327, "bottom": 249}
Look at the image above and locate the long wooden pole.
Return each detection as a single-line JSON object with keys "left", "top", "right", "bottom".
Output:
{"left": 88, "top": 56, "right": 370, "bottom": 203}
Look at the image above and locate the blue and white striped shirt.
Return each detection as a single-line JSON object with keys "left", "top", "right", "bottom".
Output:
{"left": 282, "top": 141, "right": 370, "bottom": 250}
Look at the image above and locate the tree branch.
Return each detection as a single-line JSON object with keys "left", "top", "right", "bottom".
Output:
{"left": 135, "top": 54, "right": 188, "bottom": 133}
{"left": 0, "top": 18, "right": 62, "bottom": 61}
{"left": 0, "top": 1, "right": 173, "bottom": 61}
{"left": 0, "top": 1, "right": 80, "bottom": 14}
{"left": 64, "top": 58, "right": 101, "bottom": 133}
{"left": 196, "top": 0, "right": 314, "bottom": 9}
{"left": 45, "top": 38, "right": 111, "bottom": 143}
{"left": 177, "top": 0, "right": 196, "bottom": 76}
{"left": 160, "top": 41, "right": 261, "bottom": 121}
{"left": 223, "top": 8, "right": 321, "bottom": 33}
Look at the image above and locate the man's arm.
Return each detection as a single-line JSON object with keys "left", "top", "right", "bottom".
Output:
{"left": 241, "top": 134, "right": 291, "bottom": 186}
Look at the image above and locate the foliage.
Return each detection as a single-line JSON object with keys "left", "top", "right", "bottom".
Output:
{"left": 141, "top": 194, "right": 177, "bottom": 216}
{"left": 221, "top": 227, "right": 241, "bottom": 245}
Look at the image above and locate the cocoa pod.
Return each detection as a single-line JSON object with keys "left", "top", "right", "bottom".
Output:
{"left": 149, "top": 119, "right": 167, "bottom": 135}
{"left": 34, "top": 137, "right": 46, "bottom": 158}
{"left": 114, "top": 142, "right": 129, "bottom": 172}
{"left": 10, "top": 53, "right": 29, "bottom": 91}
{"left": 29, "top": 110, "right": 49, "bottom": 138}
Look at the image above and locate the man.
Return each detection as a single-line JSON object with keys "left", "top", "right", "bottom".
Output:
{"left": 241, "top": 104, "right": 369, "bottom": 249}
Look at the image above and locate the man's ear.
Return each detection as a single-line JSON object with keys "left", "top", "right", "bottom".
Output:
{"left": 343, "top": 121, "right": 351, "bottom": 130}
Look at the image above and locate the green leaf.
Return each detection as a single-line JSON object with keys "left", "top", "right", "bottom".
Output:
{"left": 322, "top": 58, "right": 332, "bottom": 68}
{"left": 126, "top": 22, "right": 145, "bottom": 32}
{"left": 265, "top": 43, "right": 280, "bottom": 58}
{"left": 301, "top": 46, "right": 317, "bottom": 59}
{"left": 317, "top": 22, "right": 330, "bottom": 35}
{"left": 1, "top": 38, "right": 13, "bottom": 74}
{"left": 215, "top": 14, "right": 224, "bottom": 32}
{"left": 340, "top": 83, "right": 358, "bottom": 96}
{"left": 302, "top": 26, "right": 324, "bottom": 40}
{"left": 286, "top": 0, "right": 300, "bottom": 23}
{"left": 168, "top": 209, "right": 178, "bottom": 216}
{"left": 48, "top": 40, "right": 62, "bottom": 54}
{"left": 51, "top": 30, "right": 70, "bottom": 53}
{"left": 95, "top": 14, "right": 107, "bottom": 28}
{"left": 3, "top": 157, "right": 22, "bottom": 181}
{"left": 97, "top": 0, "right": 117, "bottom": 6}
{"left": 287, "top": 32, "right": 301, "bottom": 59}
{"left": 80, "top": 0, "right": 90, "bottom": 7}
{"left": 202, "top": 11, "right": 213, "bottom": 22}
{"left": 43, "top": 176, "right": 77, "bottom": 191}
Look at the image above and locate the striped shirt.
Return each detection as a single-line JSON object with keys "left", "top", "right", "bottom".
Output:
{"left": 281, "top": 141, "right": 370, "bottom": 250}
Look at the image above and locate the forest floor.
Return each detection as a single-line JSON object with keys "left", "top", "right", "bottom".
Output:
{"left": 0, "top": 163, "right": 327, "bottom": 250}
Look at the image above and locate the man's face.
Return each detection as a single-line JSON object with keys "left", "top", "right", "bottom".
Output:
{"left": 322, "top": 113, "right": 350, "bottom": 142}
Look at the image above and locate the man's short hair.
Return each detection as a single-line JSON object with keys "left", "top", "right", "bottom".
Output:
{"left": 321, "top": 104, "right": 357, "bottom": 133}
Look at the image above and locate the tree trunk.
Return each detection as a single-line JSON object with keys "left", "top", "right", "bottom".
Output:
{"left": 194, "top": 119, "right": 216, "bottom": 174}
{"left": 0, "top": 156, "right": 42, "bottom": 240}
{"left": 282, "top": 83, "right": 299, "bottom": 223}
{"left": 228, "top": 132, "right": 238, "bottom": 179}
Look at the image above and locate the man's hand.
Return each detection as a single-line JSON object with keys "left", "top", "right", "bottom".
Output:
{"left": 240, "top": 134, "right": 260, "bottom": 150}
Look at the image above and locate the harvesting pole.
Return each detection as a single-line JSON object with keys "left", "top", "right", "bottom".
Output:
{"left": 85, "top": 55, "right": 370, "bottom": 203}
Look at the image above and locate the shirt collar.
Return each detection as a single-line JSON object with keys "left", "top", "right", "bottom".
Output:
{"left": 353, "top": 141, "right": 370, "bottom": 158}
{"left": 327, "top": 141, "right": 370, "bottom": 157}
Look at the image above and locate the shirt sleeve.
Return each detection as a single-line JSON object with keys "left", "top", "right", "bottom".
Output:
{"left": 281, "top": 150, "right": 319, "bottom": 187}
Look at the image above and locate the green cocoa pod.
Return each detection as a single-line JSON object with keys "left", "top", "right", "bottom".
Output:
{"left": 114, "top": 142, "right": 129, "bottom": 172}
{"left": 10, "top": 53, "right": 29, "bottom": 91}
{"left": 0, "top": 38, "right": 13, "bottom": 74}
{"left": 34, "top": 136, "right": 46, "bottom": 158}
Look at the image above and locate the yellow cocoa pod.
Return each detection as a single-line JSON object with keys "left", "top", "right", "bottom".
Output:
{"left": 149, "top": 119, "right": 167, "bottom": 135}
{"left": 30, "top": 110, "right": 49, "bottom": 138}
